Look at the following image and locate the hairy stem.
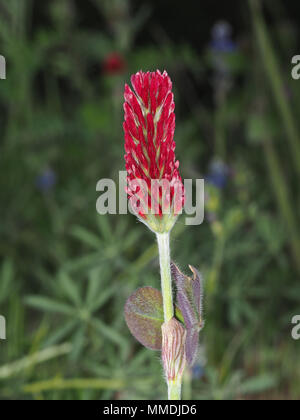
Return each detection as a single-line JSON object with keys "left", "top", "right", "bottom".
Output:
{"left": 157, "top": 232, "right": 182, "bottom": 400}
{"left": 156, "top": 232, "right": 174, "bottom": 322}
{"left": 168, "top": 380, "right": 182, "bottom": 400}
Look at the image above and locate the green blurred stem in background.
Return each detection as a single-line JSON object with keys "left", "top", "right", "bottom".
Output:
{"left": 0, "top": 343, "right": 71, "bottom": 380}
{"left": 207, "top": 227, "right": 226, "bottom": 297}
{"left": 215, "top": 97, "right": 227, "bottom": 160}
{"left": 249, "top": 0, "right": 300, "bottom": 179}
{"left": 24, "top": 377, "right": 125, "bottom": 394}
{"left": 263, "top": 136, "right": 300, "bottom": 273}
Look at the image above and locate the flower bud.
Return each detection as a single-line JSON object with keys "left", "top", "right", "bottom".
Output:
{"left": 161, "top": 318, "right": 186, "bottom": 383}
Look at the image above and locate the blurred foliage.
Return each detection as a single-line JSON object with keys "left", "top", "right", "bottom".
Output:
{"left": 0, "top": 0, "right": 299, "bottom": 400}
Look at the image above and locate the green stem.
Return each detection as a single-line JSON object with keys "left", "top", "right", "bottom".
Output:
{"left": 215, "top": 101, "right": 227, "bottom": 160}
{"left": 0, "top": 343, "right": 71, "bottom": 379}
{"left": 207, "top": 226, "right": 226, "bottom": 297}
{"left": 156, "top": 232, "right": 174, "bottom": 322}
{"left": 157, "top": 232, "right": 183, "bottom": 400}
{"left": 168, "top": 380, "right": 182, "bottom": 400}
{"left": 249, "top": 0, "right": 300, "bottom": 178}
{"left": 263, "top": 137, "right": 300, "bottom": 273}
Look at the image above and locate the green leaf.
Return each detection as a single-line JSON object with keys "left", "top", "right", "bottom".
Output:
{"left": 0, "top": 258, "right": 14, "bottom": 304}
{"left": 124, "top": 287, "right": 164, "bottom": 351}
{"left": 86, "top": 268, "right": 103, "bottom": 306}
{"left": 25, "top": 296, "right": 75, "bottom": 315}
{"left": 96, "top": 215, "right": 112, "bottom": 242}
{"left": 70, "top": 225, "right": 102, "bottom": 250}
{"left": 58, "top": 271, "right": 81, "bottom": 306}
{"left": 89, "top": 285, "right": 116, "bottom": 312}
{"left": 92, "top": 319, "right": 128, "bottom": 349}
{"left": 70, "top": 325, "right": 87, "bottom": 361}
{"left": 44, "top": 320, "right": 78, "bottom": 347}
{"left": 239, "top": 373, "right": 278, "bottom": 395}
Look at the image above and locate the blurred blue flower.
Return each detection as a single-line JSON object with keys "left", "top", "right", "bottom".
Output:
{"left": 206, "top": 159, "right": 231, "bottom": 189}
{"left": 192, "top": 363, "right": 205, "bottom": 380}
{"left": 36, "top": 168, "right": 56, "bottom": 192}
{"left": 210, "top": 21, "right": 237, "bottom": 53}
{"left": 210, "top": 21, "right": 237, "bottom": 97}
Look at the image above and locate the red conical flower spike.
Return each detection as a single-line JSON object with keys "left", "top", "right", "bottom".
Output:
{"left": 124, "top": 70, "right": 184, "bottom": 233}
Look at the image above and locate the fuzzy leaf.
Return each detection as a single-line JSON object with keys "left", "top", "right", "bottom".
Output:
{"left": 171, "top": 262, "right": 203, "bottom": 326}
{"left": 189, "top": 265, "right": 203, "bottom": 318}
{"left": 186, "top": 327, "right": 200, "bottom": 366}
{"left": 171, "top": 262, "right": 187, "bottom": 291}
{"left": 177, "top": 290, "right": 197, "bottom": 329}
{"left": 124, "top": 286, "right": 164, "bottom": 350}
{"left": 171, "top": 262, "right": 204, "bottom": 366}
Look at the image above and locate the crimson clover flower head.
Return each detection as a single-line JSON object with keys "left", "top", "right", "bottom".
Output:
{"left": 123, "top": 70, "right": 184, "bottom": 233}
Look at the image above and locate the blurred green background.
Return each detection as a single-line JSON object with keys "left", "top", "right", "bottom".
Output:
{"left": 0, "top": 0, "right": 300, "bottom": 400}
